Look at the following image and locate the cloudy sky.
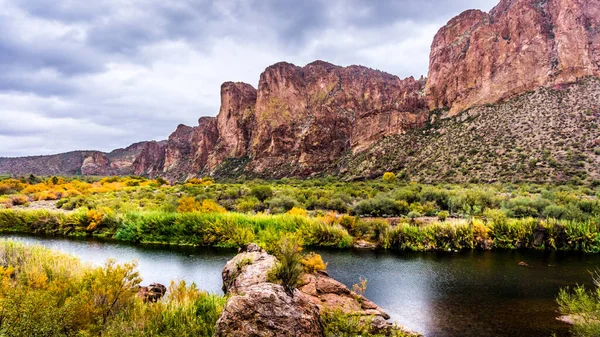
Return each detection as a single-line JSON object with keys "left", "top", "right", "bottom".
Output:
{"left": 0, "top": 0, "right": 498, "bottom": 157}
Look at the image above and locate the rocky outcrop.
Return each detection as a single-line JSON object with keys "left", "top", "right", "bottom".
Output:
{"left": 132, "top": 141, "right": 166, "bottom": 176}
{"left": 216, "top": 244, "right": 417, "bottom": 337}
{"left": 80, "top": 152, "right": 111, "bottom": 175}
{"left": 426, "top": 0, "right": 600, "bottom": 115}
{"left": 128, "top": 61, "right": 428, "bottom": 180}
{"left": 132, "top": 117, "right": 219, "bottom": 180}
{"left": 208, "top": 82, "right": 257, "bottom": 170}
{"left": 216, "top": 244, "right": 324, "bottom": 337}
{"left": 248, "top": 61, "right": 428, "bottom": 176}
{"left": 215, "top": 283, "right": 324, "bottom": 337}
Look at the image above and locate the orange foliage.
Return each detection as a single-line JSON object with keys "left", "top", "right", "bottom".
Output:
{"left": 286, "top": 207, "right": 308, "bottom": 217}
{"left": 86, "top": 210, "right": 104, "bottom": 231}
{"left": 177, "top": 197, "right": 200, "bottom": 213}
{"left": 199, "top": 200, "right": 226, "bottom": 213}
{"left": 301, "top": 252, "right": 327, "bottom": 274}
{"left": 320, "top": 212, "right": 339, "bottom": 225}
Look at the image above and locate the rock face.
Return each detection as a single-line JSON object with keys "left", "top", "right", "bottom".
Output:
{"left": 127, "top": 61, "right": 428, "bottom": 180}
{"left": 216, "top": 244, "right": 415, "bottom": 337}
{"left": 248, "top": 61, "right": 427, "bottom": 176}
{"left": 426, "top": 0, "right": 600, "bottom": 115}
{"left": 208, "top": 82, "right": 257, "bottom": 170}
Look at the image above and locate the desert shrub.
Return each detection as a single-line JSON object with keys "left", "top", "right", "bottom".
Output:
{"left": 437, "top": 211, "right": 449, "bottom": 221}
{"left": 557, "top": 271, "right": 600, "bottom": 337}
{"left": 177, "top": 197, "right": 200, "bottom": 213}
{"left": 104, "top": 281, "right": 226, "bottom": 337}
{"left": 322, "top": 309, "right": 414, "bottom": 337}
{"left": 503, "top": 197, "right": 550, "bottom": 218}
{"left": 269, "top": 195, "right": 298, "bottom": 213}
{"left": 236, "top": 197, "right": 260, "bottom": 213}
{"left": 267, "top": 236, "right": 304, "bottom": 294}
{"left": 303, "top": 221, "right": 353, "bottom": 248}
{"left": 352, "top": 197, "right": 403, "bottom": 217}
{"left": 9, "top": 195, "right": 28, "bottom": 206}
{"left": 301, "top": 252, "right": 327, "bottom": 274}
{"left": 250, "top": 185, "right": 273, "bottom": 202}
{"left": 287, "top": 207, "right": 308, "bottom": 217}
{"left": 382, "top": 172, "right": 397, "bottom": 184}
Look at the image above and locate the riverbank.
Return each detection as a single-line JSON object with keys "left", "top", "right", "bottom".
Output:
{"left": 3, "top": 233, "right": 592, "bottom": 337}
{"left": 2, "top": 208, "right": 600, "bottom": 252}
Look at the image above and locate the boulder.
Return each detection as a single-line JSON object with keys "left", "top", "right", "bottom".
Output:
{"left": 137, "top": 283, "right": 167, "bottom": 303}
{"left": 216, "top": 244, "right": 419, "bottom": 337}
{"left": 215, "top": 284, "right": 324, "bottom": 337}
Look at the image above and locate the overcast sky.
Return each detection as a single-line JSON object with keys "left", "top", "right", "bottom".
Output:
{"left": 0, "top": 0, "right": 498, "bottom": 157}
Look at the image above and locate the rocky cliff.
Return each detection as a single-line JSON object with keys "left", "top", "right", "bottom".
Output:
{"left": 1, "top": 0, "right": 599, "bottom": 182}
{"left": 426, "top": 0, "right": 600, "bottom": 115}
{"left": 131, "top": 61, "right": 428, "bottom": 179}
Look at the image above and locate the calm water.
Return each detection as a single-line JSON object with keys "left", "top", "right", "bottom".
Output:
{"left": 3, "top": 234, "right": 597, "bottom": 337}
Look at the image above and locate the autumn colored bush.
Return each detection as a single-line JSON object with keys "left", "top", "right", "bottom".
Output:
{"left": 286, "top": 207, "right": 308, "bottom": 217}
{"left": 301, "top": 252, "right": 327, "bottom": 274}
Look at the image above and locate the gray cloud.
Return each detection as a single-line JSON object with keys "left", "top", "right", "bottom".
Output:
{"left": 0, "top": 0, "right": 499, "bottom": 157}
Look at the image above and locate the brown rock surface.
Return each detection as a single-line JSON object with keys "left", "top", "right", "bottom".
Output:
{"left": 215, "top": 283, "right": 324, "bottom": 337}
{"left": 426, "top": 0, "right": 600, "bottom": 115}
{"left": 208, "top": 82, "right": 257, "bottom": 170}
{"left": 249, "top": 61, "right": 428, "bottom": 176}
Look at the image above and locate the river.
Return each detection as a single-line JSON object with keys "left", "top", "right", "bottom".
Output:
{"left": 2, "top": 234, "right": 596, "bottom": 337}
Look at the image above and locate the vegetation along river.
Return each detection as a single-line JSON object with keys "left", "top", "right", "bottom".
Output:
{"left": 3, "top": 234, "right": 597, "bottom": 337}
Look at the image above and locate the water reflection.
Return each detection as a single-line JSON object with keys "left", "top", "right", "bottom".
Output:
{"left": 2, "top": 234, "right": 597, "bottom": 337}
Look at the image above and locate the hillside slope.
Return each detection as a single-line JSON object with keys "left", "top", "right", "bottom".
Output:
{"left": 341, "top": 78, "right": 600, "bottom": 183}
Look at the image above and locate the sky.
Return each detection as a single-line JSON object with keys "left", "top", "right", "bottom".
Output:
{"left": 0, "top": 0, "right": 498, "bottom": 157}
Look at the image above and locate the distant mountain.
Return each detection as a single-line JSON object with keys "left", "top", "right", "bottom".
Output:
{"left": 0, "top": 142, "right": 153, "bottom": 177}
{"left": 2, "top": 0, "right": 599, "bottom": 182}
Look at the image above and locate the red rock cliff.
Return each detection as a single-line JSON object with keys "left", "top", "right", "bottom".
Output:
{"left": 248, "top": 61, "right": 428, "bottom": 175}
{"left": 426, "top": 0, "right": 600, "bottom": 115}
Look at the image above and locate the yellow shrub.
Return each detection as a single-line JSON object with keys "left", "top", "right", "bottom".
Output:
{"left": 473, "top": 219, "right": 489, "bottom": 240}
{"left": 301, "top": 253, "right": 327, "bottom": 274}
{"left": 177, "top": 197, "right": 200, "bottom": 213}
{"left": 22, "top": 184, "right": 49, "bottom": 195}
{"left": 86, "top": 210, "right": 104, "bottom": 231}
{"left": 33, "top": 191, "right": 59, "bottom": 201}
{"left": 320, "top": 212, "right": 338, "bottom": 225}
{"left": 382, "top": 172, "right": 397, "bottom": 184}
{"left": 0, "top": 179, "right": 25, "bottom": 194}
{"left": 185, "top": 177, "right": 214, "bottom": 186}
{"left": 286, "top": 207, "right": 308, "bottom": 217}
{"left": 199, "top": 200, "right": 226, "bottom": 213}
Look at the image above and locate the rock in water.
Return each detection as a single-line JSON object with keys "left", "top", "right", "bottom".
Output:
{"left": 216, "top": 245, "right": 324, "bottom": 337}
{"left": 215, "top": 244, "right": 420, "bottom": 337}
